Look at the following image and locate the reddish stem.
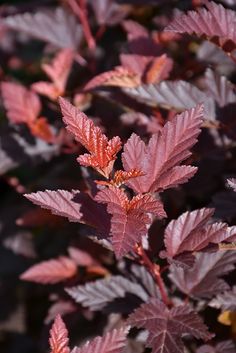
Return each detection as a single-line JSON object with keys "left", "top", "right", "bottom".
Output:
{"left": 67, "top": 0, "right": 96, "bottom": 50}
{"left": 136, "top": 244, "right": 172, "bottom": 307}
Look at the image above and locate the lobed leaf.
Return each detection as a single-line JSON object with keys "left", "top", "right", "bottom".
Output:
{"left": 128, "top": 298, "right": 213, "bottom": 353}
{"left": 59, "top": 98, "right": 122, "bottom": 177}
{"left": 21, "top": 256, "right": 77, "bottom": 284}
{"left": 169, "top": 251, "right": 236, "bottom": 298}
{"left": 122, "top": 105, "right": 203, "bottom": 194}
{"left": 49, "top": 315, "right": 70, "bottom": 353}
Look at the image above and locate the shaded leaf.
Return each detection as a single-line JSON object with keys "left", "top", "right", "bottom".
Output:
{"left": 90, "top": 0, "right": 129, "bottom": 26}
{"left": 210, "top": 286, "right": 236, "bottom": 311}
{"left": 66, "top": 275, "right": 148, "bottom": 310}
{"left": 21, "top": 256, "right": 77, "bottom": 284}
{"left": 3, "top": 7, "right": 82, "bottom": 50}
{"left": 169, "top": 251, "right": 236, "bottom": 298}
{"left": 197, "top": 340, "right": 236, "bottom": 353}
{"left": 49, "top": 315, "right": 70, "bottom": 353}
{"left": 59, "top": 98, "right": 122, "bottom": 177}
{"left": 128, "top": 298, "right": 213, "bottom": 353}
{"left": 228, "top": 178, "right": 236, "bottom": 191}
{"left": 71, "top": 326, "right": 129, "bottom": 353}
{"left": 122, "top": 105, "right": 203, "bottom": 193}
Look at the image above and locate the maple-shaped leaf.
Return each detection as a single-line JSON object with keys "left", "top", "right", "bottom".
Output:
{"left": 205, "top": 69, "right": 236, "bottom": 108}
{"left": 32, "top": 49, "right": 74, "bottom": 100}
{"left": 165, "top": 2, "right": 236, "bottom": 56}
{"left": 128, "top": 298, "right": 213, "bottom": 353}
{"left": 3, "top": 7, "right": 82, "bottom": 50}
{"left": 228, "top": 178, "right": 236, "bottom": 191}
{"left": 122, "top": 105, "right": 203, "bottom": 194}
{"left": 59, "top": 97, "right": 122, "bottom": 178}
{"left": 71, "top": 326, "right": 129, "bottom": 353}
{"left": 66, "top": 275, "right": 148, "bottom": 311}
{"left": 123, "top": 80, "right": 215, "bottom": 119}
{"left": 163, "top": 208, "right": 236, "bottom": 262}
{"left": 169, "top": 251, "right": 236, "bottom": 298}
{"left": 197, "top": 340, "right": 236, "bottom": 353}
{"left": 24, "top": 190, "right": 82, "bottom": 222}
{"left": 49, "top": 315, "right": 70, "bottom": 353}
{"left": 1, "top": 82, "right": 53, "bottom": 142}
{"left": 210, "top": 286, "right": 236, "bottom": 311}
{"left": 95, "top": 187, "right": 166, "bottom": 258}
{"left": 20, "top": 256, "right": 77, "bottom": 284}
{"left": 84, "top": 66, "right": 140, "bottom": 90}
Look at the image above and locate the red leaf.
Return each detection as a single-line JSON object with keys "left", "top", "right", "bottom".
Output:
{"left": 165, "top": 2, "right": 236, "bottom": 55}
{"left": 59, "top": 97, "right": 122, "bottom": 177}
{"left": 122, "top": 104, "right": 203, "bottom": 193}
{"left": 49, "top": 315, "right": 70, "bottom": 353}
{"left": 144, "top": 54, "right": 173, "bottom": 84}
{"left": 20, "top": 256, "right": 77, "bottom": 284}
{"left": 71, "top": 327, "right": 129, "bottom": 353}
{"left": 84, "top": 66, "right": 140, "bottom": 90}
{"left": 95, "top": 187, "right": 166, "bottom": 258}
{"left": 32, "top": 49, "right": 74, "bottom": 100}
{"left": 1, "top": 82, "right": 41, "bottom": 124}
{"left": 128, "top": 298, "right": 213, "bottom": 353}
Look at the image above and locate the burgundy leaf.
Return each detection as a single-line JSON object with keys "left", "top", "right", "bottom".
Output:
{"left": 49, "top": 315, "right": 70, "bottom": 353}
{"left": 165, "top": 2, "right": 236, "bottom": 55}
{"left": 66, "top": 275, "right": 148, "bottom": 311}
{"left": 210, "top": 286, "right": 236, "bottom": 311}
{"left": 95, "top": 187, "right": 166, "bottom": 258}
{"left": 59, "top": 97, "right": 122, "bottom": 177}
{"left": 24, "top": 190, "right": 82, "bottom": 222}
{"left": 71, "top": 326, "right": 129, "bottom": 353}
{"left": 21, "top": 256, "right": 77, "bottom": 284}
{"left": 122, "top": 105, "right": 203, "bottom": 193}
{"left": 68, "top": 247, "right": 98, "bottom": 267}
{"left": 90, "top": 0, "right": 129, "bottom": 26}
{"left": 122, "top": 20, "right": 149, "bottom": 40}
{"left": 169, "top": 251, "right": 236, "bottom": 298}
{"left": 197, "top": 340, "right": 236, "bottom": 353}
{"left": 123, "top": 80, "right": 215, "bottom": 119}
{"left": 128, "top": 298, "right": 213, "bottom": 353}
{"left": 4, "top": 7, "right": 82, "bottom": 50}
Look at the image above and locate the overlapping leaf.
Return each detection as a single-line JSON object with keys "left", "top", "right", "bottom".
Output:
{"left": 128, "top": 298, "right": 213, "bottom": 353}
{"left": 71, "top": 326, "right": 129, "bottom": 353}
{"left": 90, "top": 0, "right": 129, "bottom": 26}
{"left": 123, "top": 80, "right": 215, "bottom": 119}
{"left": 95, "top": 187, "right": 166, "bottom": 258}
{"left": 3, "top": 7, "right": 82, "bottom": 49}
{"left": 197, "top": 340, "right": 236, "bottom": 353}
{"left": 122, "top": 105, "right": 203, "bottom": 194}
{"left": 66, "top": 275, "right": 148, "bottom": 311}
{"left": 20, "top": 256, "right": 77, "bottom": 284}
{"left": 210, "top": 286, "right": 236, "bottom": 311}
{"left": 169, "top": 251, "right": 236, "bottom": 298}
{"left": 59, "top": 98, "right": 122, "bottom": 177}
{"left": 49, "top": 315, "right": 70, "bottom": 353}
{"left": 165, "top": 2, "right": 236, "bottom": 55}
{"left": 32, "top": 49, "right": 74, "bottom": 100}
{"left": 163, "top": 207, "right": 236, "bottom": 262}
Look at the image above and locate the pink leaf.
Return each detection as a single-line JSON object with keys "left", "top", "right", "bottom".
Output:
{"left": 122, "top": 104, "right": 203, "bottom": 193}
{"left": 165, "top": 2, "right": 236, "bottom": 55}
{"left": 49, "top": 315, "right": 70, "bottom": 353}
{"left": 20, "top": 256, "right": 77, "bottom": 284}
{"left": 228, "top": 178, "right": 236, "bottom": 192}
{"left": 71, "top": 326, "right": 129, "bottom": 353}
{"left": 1, "top": 82, "right": 41, "bottom": 124}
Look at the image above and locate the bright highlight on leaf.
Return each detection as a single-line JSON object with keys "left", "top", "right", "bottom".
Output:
{"left": 49, "top": 315, "right": 70, "bottom": 353}
{"left": 59, "top": 97, "right": 122, "bottom": 178}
